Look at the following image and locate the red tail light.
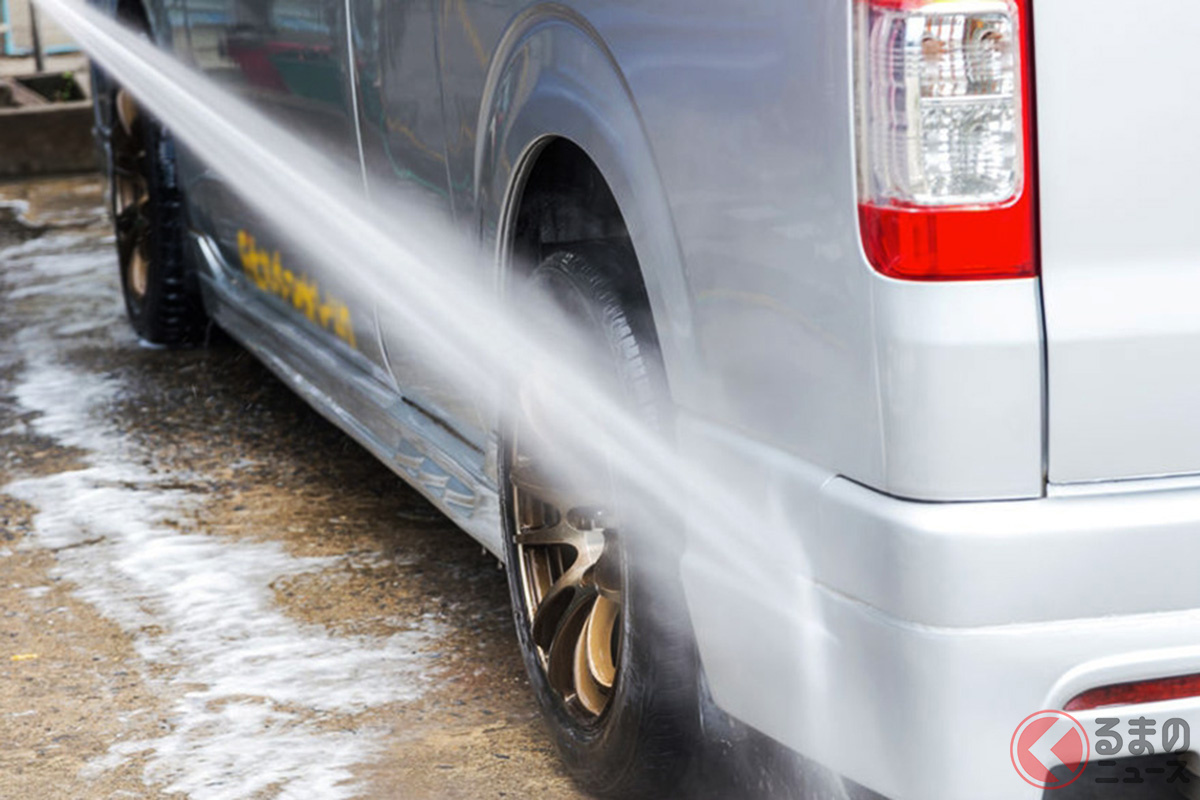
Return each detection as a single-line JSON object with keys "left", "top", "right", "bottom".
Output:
{"left": 1065, "top": 673, "right": 1200, "bottom": 712}
{"left": 854, "top": 0, "right": 1038, "bottom": 280}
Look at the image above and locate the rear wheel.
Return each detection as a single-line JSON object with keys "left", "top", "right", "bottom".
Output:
{"left": 502, "top": 243, "right": 698, "bottom": 798}
{"left": 105, "top": 66, "right": 206, "bottom": 345}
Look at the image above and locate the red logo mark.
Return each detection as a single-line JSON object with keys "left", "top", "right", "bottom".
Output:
{"left": 1011, "top": 710, "right": 1090, "bottom": 790}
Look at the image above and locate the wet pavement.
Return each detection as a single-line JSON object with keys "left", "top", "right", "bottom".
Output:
{"left": 1, "top": 174, "right": 1154, "bottom": 800}
{"left": 0, "top": 174, "right": 587, "bottom": 799}
{"left": 0, "top": 175, "right": 967, "bottom": 800}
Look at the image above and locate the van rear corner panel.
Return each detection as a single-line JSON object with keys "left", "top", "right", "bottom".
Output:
{"left": 868, "top": 275, "right": 1044, "bottom": 501}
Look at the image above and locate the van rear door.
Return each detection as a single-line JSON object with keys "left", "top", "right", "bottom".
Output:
{"left": 1036, "top": 0, "right": 1200, "bottom": 484}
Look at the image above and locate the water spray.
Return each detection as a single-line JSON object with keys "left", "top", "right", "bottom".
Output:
{"left": 25, "top": 2, "right": 842, "bottom": 796}
{"left": 36, "top": 0, "right": 806, "bottom": 586}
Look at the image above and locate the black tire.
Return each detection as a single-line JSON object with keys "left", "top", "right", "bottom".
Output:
{"left": 501, "top": 242, "right": 699, "bottom": 798}
{"left": 104, "top": 51, "right": 207, "bottom": 346}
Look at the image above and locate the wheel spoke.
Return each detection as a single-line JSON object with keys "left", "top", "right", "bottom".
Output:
{"left": 573, "top": 613, "right": 610, "bottom": 715}
{"left": 114, "top": 174, "right": 149, "bottom": 213}
{"left": 544, "top": 593, "right": 593, "bottom": 702}
{"left": 515, "top": 519, "right": 604, "bottom": 550}
{"left": 113, "top": 188, "right": 151, "bottom": 300}
{"left": 583, "top": 594, "right": 619, "bottom": 689}
{"left": 116, "top": 88, "right": 140, "bottom": 137}
{"left": 510, "top": 370, "right": 628, "bottom": 720}
{"left": 113, "top": 176, "right": 134, "bottom": 214}
{"left": 127, "top": 246, "right": 150, "bottom": 298}
{"left": 530, "top": 557, "right": 594, "bottom": 650}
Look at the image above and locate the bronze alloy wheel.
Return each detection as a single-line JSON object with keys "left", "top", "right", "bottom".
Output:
{"left": 502, "top": 244, "right": 699, "bottom": 799}
{"left": 100, "top": 58, "right": 207, "bottom": 346}
{"left": 509, "top": 410, "right": 625, "bottom": 721}
{"left": 111, "top": 88, "right": 153, "bottom": 302}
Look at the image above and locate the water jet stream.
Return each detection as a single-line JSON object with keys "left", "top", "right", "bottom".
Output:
{"left": 38, "top": 0, "right": 804, "bottom": 583}
{"left": 27, "top": 3, "right": 840, "bottom": 795}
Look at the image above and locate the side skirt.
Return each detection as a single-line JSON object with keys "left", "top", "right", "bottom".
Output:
{"left": 192, "top": 233, "right": 504, "bottom": 557}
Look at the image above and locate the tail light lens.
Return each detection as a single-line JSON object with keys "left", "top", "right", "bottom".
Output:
{"left": 854, "top": 0, "right": 1038, "bottom": 280}
{"left": 1065, "top": 673, "right": 1200, "bottom": 712}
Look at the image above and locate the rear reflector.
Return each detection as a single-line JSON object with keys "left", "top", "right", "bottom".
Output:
{"left": 1065, "top": 673, "right": 1200, "bottom": 712}
{"left": 854, "top": 0, "right": 1038, "bottom": 280}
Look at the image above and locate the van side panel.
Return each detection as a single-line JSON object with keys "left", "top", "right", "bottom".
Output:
{"left": 464, "top": 0, "right": 1044, "bottom": 500}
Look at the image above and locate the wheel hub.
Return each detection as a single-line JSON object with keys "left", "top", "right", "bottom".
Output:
{"left": 510, "top": 454, "right": 625, "bottom": 720}
{"left": 111, "top": 88, "right": 152, "bottom": 301}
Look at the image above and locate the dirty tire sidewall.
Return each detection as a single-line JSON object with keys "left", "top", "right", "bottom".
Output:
{"left": 501, "top": 243, "right": 699, "bottom": 799}
{"left": 108, "top": 93, "right": 206, "bottom": 347}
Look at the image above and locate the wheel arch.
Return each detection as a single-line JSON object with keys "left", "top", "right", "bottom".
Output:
{"left": 476, "top": 6, "right": 701, "bottom": 406}
{"left": 91, "top": 0, "right": 168, "bottom": 144}
{"left": 113, "top": 0, "right": 168, "bottom": 43}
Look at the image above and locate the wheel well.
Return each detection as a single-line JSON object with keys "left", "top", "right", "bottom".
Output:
{"left": 511, "top": 139, "right": 631, "bottom": 280}
{"left": 115, "top": 0, "right": 150, "bottom": 31}
{"left": 509, "top": 139, "right": 666, "bottom": 380}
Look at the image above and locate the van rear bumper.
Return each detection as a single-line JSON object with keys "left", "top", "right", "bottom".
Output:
{"left": 678, "top": 415, "right": 1200, "bottom": 800}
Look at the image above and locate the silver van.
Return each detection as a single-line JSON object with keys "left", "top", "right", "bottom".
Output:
{"left": 90, "top": 0, "right": 1200, "bottom": 797}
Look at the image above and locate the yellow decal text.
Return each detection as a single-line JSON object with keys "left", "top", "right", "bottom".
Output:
{"left": 238, "top": 230, "right": 357, "bottom": 349}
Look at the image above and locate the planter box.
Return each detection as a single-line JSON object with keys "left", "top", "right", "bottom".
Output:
{"left": 0, "top": 72, "right": 96, "bottom": 177}
{"left": 12, "top": 72, "right": 87, "bottom": 103}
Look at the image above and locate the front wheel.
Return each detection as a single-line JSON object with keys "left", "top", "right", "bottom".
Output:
{"left": 104, "top": 75, "right": 207, "bottom": 346}
{"left": 501, "top": 243, "right": 699, "bottom": 798}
